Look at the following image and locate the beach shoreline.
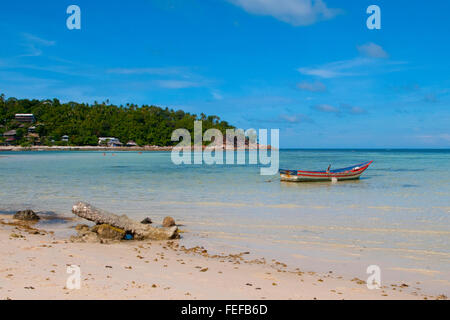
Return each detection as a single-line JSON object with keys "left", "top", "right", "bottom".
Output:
{"left": 0, "top": 145, "right": 173, "bottom": 152}
{"left": 0, "top": 144, "right": 273, "bottom": 152}
{"left": 0, "top": 213, "right": 441, "bottom": 300}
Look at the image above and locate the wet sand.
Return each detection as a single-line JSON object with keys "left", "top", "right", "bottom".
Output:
{"left": 0, "top": 214, "right": 443, "bottom": 300}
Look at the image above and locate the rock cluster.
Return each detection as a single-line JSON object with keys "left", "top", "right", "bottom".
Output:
{"left": 14, "top": 210, "right": 40, "bottom": 221}
{"left": 71, "top": 216, "right": 177, "bottom": 243}
{"left": 71, "top": 224, "right": 128, "bottom": 243}
{"left": 72, "top": 202, "right": 179, "bottom": 241}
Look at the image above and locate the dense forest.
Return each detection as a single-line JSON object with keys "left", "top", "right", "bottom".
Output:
{"left": 0, "top": 94, "right": 233, "bottom": 146}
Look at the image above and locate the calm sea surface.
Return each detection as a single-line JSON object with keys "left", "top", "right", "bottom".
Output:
{"left": 1, "top": 150, "right": 449, "bottom": 294}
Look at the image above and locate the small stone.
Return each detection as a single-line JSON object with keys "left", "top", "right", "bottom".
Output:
{"left": 75, "top": 224, "right": 90, "bottom": 231}
{"left": 140, "top": 217, "right": 153, "bottom": 224}
{"left": 162, "top": 216, "right": 176, "bottom": 227}
{"left": 14, "top": 210, "right": 40, "bottom": 221}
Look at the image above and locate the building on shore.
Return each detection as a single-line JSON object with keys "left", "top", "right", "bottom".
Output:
{"left": 15, "top": 114, "right": 36, "bottom": 123}
{"left": 126, "top": 140, "right": 138, "bottom": 147}
{"left": 2, "top": 130, "right": 17, "bottom": 145}
{"left": 26, "top": 133, "right": 41, "bottom": 145}
{"left": 98, "top": 137, "right": 123, "bottom": 147}
{"left": 61, "top": 135, "right": 69, "bottom": 142}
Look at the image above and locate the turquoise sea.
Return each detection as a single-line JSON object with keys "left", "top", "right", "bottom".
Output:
{"left": 0, "top": 149, "right": 449, "bottom": 294}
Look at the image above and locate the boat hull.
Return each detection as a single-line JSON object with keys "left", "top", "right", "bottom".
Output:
{"left": 280, "top": 172, "right": 364, "bottom": 182}
{"left": 279, "top": 161, "right": 372, "bottom": 183}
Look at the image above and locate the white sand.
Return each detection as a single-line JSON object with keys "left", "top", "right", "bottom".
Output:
{"left": 0, "top": 215, "right": 440, "bottom": 300}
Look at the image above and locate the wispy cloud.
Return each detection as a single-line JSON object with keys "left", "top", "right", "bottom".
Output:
{"left": 299, "top": 57, "right": 376, "bottom": 78}
{"left": 311, "top": 103, "right": 367, "bottom": 115}
{"left": 297, "top": 80, "right": 326, "bottom": 92}
{"left": 244, "top": 112, "right": 313, "bottom": 125}
{"left": 279, "top": 113, "right": 312, "bottom": 123}
{"left": 107, "top": 67, "right": 188, "bottom": 76}
{"left": 298, "top": 43, "right": 402, "bottom": 79}
{"left": 22, "top": 33, "right": 55, "bottom": 46}
{"left": 228, "top": 0, "right": 342, "bottom": 26}
{"left": 211, "top": 91, "right": 224, "bottom": 100}
{"left": 357, "top": 42, "right": 388, "bottom": 59}
{"left": 341, "top": 103, "right": 368, "bottom": 115}
{"left": 20, "top": 33, "right": 55, "bottom": 57}
{"left": 312, "top": 103, "right": 340, "bottom": 113}
{"left": 154, "top": 80, "right": 202, "bottom": 89}
{"left": 299, "top": 57, "right": 406, "bottom": 79}
{"left": 107, "top": 66, "right": 211, "bottom": 89}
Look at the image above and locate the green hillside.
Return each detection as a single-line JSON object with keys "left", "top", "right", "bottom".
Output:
{"left": 0, "top": 94, "right": 233, "bottom": 146}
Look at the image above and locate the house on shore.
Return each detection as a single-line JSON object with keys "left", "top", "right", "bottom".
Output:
{"left": 26, "top": 133, "right": 40, "bottom": 145}
{"left": 62, "top": 135, "right": 69, "bottom": 142}
{"left": 3, "top": 130, "right": 17, "bottom": 145}
{"left": 15, "top": 114, "right": 36, "bottom": 123}
{"left": 126, "top": 140, "right": 138, "bottom": 147}
{"left": 98, "top": 137, "right": 123, "bottom": 147}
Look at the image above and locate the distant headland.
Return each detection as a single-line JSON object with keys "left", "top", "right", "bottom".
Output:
{"left": 0, "top": 95, "right": 233, "bottom": 148}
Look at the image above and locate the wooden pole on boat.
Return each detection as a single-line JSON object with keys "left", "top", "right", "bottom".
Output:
{"left": 71, "top": 202, "right": 178, "bottom": 240}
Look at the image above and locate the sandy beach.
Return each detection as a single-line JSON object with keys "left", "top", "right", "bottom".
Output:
{"left": 0, "top": 213, "right": 442, "bottom": 300}
{"left": 0, "top": 146, "right": 173, "bottom": 152}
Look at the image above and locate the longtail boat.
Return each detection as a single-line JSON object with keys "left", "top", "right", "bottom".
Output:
{"left": 279, "top": 161, "right": 373, "bottom": 182}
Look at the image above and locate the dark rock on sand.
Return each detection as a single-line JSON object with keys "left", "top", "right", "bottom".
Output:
{"left": 14, "top": 210, "right": 40, "bottom": 221}
{"left": 162, "top": 216, "right": 176, "bottom": 227}
{"left": 141, "top": 217, "right": 153, "bottom": 224}
{"left": 75, "top": 224, "right": 90, "bottom": 232}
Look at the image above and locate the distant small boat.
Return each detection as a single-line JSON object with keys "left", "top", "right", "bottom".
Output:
{"left": 280, "top": 161, "right": 373, "bottom": 182}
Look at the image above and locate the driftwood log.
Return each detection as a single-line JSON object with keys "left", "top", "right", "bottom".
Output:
{"left": 72, "top": 202, "right": 178, "bottom": 240}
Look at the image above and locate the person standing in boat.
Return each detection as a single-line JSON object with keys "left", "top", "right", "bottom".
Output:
{"left": 326, "top": 165, "right": 331, "bottom": 173}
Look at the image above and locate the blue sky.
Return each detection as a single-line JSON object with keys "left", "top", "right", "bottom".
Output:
{"left": 0, "top": 0, "right": 449, "bottom": 148}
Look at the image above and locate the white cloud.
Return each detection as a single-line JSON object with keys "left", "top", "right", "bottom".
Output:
{"left": 357, "top": 42, "right": 388, "bottom": 59}
{"left": 228, "top": 0, "right": 342, "bottom": 26}
{"left": 107, "top": 67, "right": 187, "bottom": 76}
{"left": 107, "top": 67, "right": 210, "bottom": 89}
{"left": 297, "top": 80, "right": 326, "bottom": 92}
{"left": 297, "top": 43, "right": 401, "bottom": 79}
{"left": 211, "top": 91, "right": 224, "bottom": 100}
{"left": 311, "top": 103, "right": 368, "bottom": 115}
{"left": 341, "top": 104, "right": 367, "bottom": 115}
{"left": 20, "top": 33, "right": 55, "bottom": 57}
{"left": 154, "top": 80, "right": 201, "bottom": 89}
{"left": 298, "top": 56, "right": 406, "bottom": 79}
{"left": 312, "top": 104, "right": 340, "bottom": 113}
{"left": 279, "top": 113, "right": 312, "bottom": 123}
{"left": 22, "top": 33, "right": 55, "bottom": 47}
{"left": 298, "top": 58, "right": 366, "bottom": 78}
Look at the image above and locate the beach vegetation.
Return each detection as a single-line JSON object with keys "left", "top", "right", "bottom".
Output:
{"left": 0, "top": 95, "right": 233, "bottom": 146}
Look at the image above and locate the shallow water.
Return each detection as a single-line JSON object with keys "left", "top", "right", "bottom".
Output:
{"left": 0, "top": 149, "right": 449, "bottom": 294}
